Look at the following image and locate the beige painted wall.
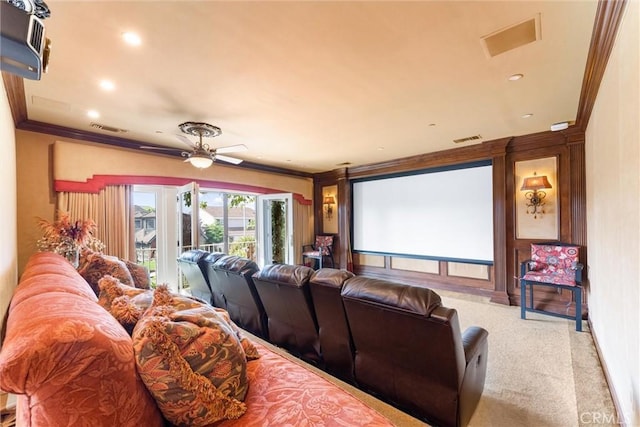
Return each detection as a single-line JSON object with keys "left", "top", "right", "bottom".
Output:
{"left": 15, "top": 130, "right": 313, "bottom": 276}
{"left": 0, "top": 79, "right": 18, "bottom": 340}
{"left": 585, "top": 1, "right": 639, "bottom": 425}
{"left": 52, "top": 140, "right": 313, "bottom": 199}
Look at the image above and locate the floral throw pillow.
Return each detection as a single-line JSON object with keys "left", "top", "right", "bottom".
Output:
{"left": 97, "top": 275, "right": 151, "bottom": 311}
{"left": 125, "top": 260, "right": 151, "bottom": 289}
{"left": 147, "top": 286, "right": 260, "bottom": 360}
{"left": 132, "top": 295, "right": 250, "bottom": 426}
{"left": 79, "top": 252, "right": 135, "bottom": 295}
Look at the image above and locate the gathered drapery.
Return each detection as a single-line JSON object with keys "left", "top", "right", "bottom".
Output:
{"left": 293, "top": 200, "right": 314, "bottom": 265}
{"left": 57, "top": 185, "right": 135, "bottom": 260}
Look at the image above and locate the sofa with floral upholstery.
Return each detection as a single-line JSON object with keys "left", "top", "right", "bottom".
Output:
{"left": 0, "top": 252, "right": 402, "bottom": 427}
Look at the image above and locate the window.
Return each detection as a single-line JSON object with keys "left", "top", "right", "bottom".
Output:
{"left": 134, "top": 185, "right": 257, "bottom": 291}
{"left": 133, "top": 190, "right": 158, "bottom": 286}
{"left": 199, "top": 190, "right": 256, "bottom": 261}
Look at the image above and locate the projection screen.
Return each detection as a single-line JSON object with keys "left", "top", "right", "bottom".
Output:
{"left": 351, "top": 161, "right": 494, "bottom": 264}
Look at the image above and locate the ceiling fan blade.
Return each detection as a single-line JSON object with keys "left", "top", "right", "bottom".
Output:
{"left": 216, "top": 144, "right": 248, "bottom": 154}
{"left": 140, "top": 146, "right": 179, "bottom": 151}
{"left": 216, "top": 154, "right": 244, "bottom": 165}
{"left": 174, "top": 134, "right": 195, "bottom": 148}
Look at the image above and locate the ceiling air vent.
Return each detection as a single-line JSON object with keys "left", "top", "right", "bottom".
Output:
{"left": 90, "top": 122, "right": 128, "bottom": 133}
{"left": 481, "top": 14, "right": 541, "bottom": 58}
{"left": 453, "top": 134, "right": 482, "bottom": 144}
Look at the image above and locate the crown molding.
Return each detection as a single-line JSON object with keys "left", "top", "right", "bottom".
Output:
{"left": 575, "top": 0, "right": 628, "bottom": 131}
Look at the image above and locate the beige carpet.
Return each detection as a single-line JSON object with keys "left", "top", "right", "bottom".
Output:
{"left": 249, "top": 290, "right": 616, "bottom": 427}
{"left": 438, "top": 291, "right": 617, "bottom": 427}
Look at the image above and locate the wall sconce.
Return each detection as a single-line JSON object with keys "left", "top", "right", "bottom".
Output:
{"left": 323, "top": 196, "right": 336, "bottom": 220}
{"left": 520, "top": 172, "right": 552, "bottom": 219}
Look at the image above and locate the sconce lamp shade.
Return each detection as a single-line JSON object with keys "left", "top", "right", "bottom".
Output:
{"left": 323, "top": 196, "right": 336, "bottom": 205}
{"left": 521, "top": 175, "right": 552, "bottom": 191}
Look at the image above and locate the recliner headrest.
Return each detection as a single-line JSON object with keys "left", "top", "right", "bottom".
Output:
{"left": 310, "top": 268, "right": 355, "bottom": 289}
{"left": 213, "top": 255, "right": 259, "bottom": 276}
{"left": 341, "top": 276, "right": 442, "bottom": 316}
{"left": 203, "top": 252, "right": 226, "bottom": 265}
{"left": 253, "top": 264, "right": 314, "bottom": 287}
{"left": 177, "top": 249, "right": 209, "bottom": 264}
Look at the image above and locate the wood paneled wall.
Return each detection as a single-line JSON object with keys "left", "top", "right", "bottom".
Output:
{"left": 313, "top": 128, "right": 587, "bottom": 313}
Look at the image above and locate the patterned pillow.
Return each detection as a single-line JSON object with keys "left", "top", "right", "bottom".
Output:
{"left": 211, "top": 307, "right": 260, "bottom": 361}
{"left": 125, "top": 260, "right": 152, "bottom": 289}
{"left": 97, "top": 275, "right": 151, "bottom": 312}
{"left": 79, "top": 252, "right": 135, "bottom": 295}
{"left": 132, "top": 295, "right": 249, "bottom": 426}
{"left": 148, "top": 286, "right": 260, "bottom": 361}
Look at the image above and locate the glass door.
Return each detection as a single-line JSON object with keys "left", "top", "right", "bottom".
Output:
{"left": 177, "top": 182, "right": 200, "bottom": 293}
{"left": 178, "top": 182, "right": 200, "bottom": 253}
{"left": 256, "top": 193, "right": 293, "bottom": 267}
{"left": 133, "top": 185, "right": 179, "bottom": 290}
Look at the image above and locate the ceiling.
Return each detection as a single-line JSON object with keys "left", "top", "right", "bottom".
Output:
{"left": 20, "top": 1, "right": 598, "bottom": 174}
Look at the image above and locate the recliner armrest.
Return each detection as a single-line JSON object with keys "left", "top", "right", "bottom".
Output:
{"left": 462, "top": 326, "right": 488, "bottom": 365}
{"left": 459, "top": 326, "right": 489, "bottom": 427}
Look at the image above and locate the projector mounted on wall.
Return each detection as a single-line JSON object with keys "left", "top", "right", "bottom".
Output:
{"left": 0, "top": 0, "right": 52, "bottom": 80}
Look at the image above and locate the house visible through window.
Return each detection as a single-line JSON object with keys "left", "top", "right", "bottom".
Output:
{"left": 133, "top": 190, "right": 158, "bottom": 286}
{"left": 134, "top": 185, "right": 257, "bottom": 290}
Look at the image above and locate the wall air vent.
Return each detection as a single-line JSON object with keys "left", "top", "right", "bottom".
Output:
{"left": 90, "top": 123, "right": 128, "bottom": 133}
{"left": 453, "top": 135, "right": 483, "bottom": 144}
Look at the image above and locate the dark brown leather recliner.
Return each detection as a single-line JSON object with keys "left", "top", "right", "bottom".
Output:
{"left": 309, "top": 268, "right": 356, "bottom": 383}
{"left": 252, "top": 264, "right": 322, "bottom": 365}
{"left": 199, "top": 252, "right": 227, "bottom": 308}
{"left": 341, "top": 276, "right": 488, "bottom": 427}
{"left": 176, "top": 250, "right": 213, "bottom": 304}
{"left": 206, "top": 255, "right": 267, "bottom": 339}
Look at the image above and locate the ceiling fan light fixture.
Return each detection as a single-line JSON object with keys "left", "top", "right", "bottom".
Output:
{"left": 188, "top": 154, "right": 213, "bottom": 169}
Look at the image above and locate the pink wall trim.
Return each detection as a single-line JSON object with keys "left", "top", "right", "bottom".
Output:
{"left": 54, "top": 174, "right": 312, "bottom": 205}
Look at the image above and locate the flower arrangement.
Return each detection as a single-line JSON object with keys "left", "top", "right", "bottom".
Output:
{"left": 36, "top": 211, "right": 105, "bottom": 261}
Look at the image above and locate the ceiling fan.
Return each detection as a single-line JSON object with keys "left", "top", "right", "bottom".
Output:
{"left": 141, "top": 121, "right": 247, "bottom": 169}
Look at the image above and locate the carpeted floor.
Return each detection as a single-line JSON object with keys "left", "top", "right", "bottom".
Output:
{"left": 438, "top": 291, "right": 617, "bottom": 427}
{"left": 250, "top": 290, "right": 616, "bottom": 426}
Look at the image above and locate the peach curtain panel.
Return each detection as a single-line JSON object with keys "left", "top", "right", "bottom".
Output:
{"left": 293, "top": 200, "right": 313, "bottom": 265}
{"left": 57, "top": 185, "right": 135, "bottom": 260}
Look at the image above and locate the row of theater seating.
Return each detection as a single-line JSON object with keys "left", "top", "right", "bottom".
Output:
{"left": 177, "top": 250, "right": 489, "bottom": 427}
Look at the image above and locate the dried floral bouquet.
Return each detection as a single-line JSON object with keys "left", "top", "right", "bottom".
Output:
{"left": 36, "top": 211, "right": 105, "bottom": 256}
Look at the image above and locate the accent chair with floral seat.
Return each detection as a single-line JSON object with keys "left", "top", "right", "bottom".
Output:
{"left": 302, "top": 234, "right": 335, "bottom": 269}
{"left": 519, "top": 242, "right": 584, "bottom": 331}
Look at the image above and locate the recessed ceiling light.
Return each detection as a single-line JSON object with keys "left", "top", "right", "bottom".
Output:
{"left": 99, "top": 79, "right": 115, "bottom": 91}
{"left": 87, "top": 110, "right": 100, "bottom": 119}
{"left": 122, "top": 32, "right": 142, "bottom": 46}
{"left": 377, "top": 147, "right": 384, "bottom": 151}
{"left": 521, "top": 113, "right": 533, "bottom": 118}
{"left": 508, "top": 73, "right": 524, "bottom": 81}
